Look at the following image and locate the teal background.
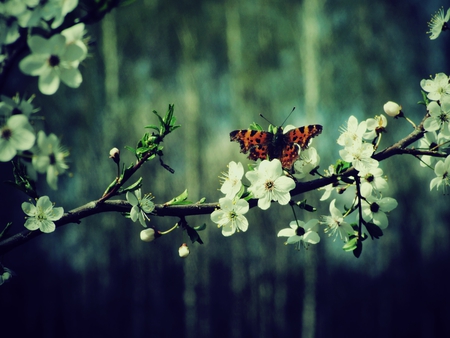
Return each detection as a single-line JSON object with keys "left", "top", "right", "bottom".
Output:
{"left": 1, "top": 0, "right": 450, "bottom": 337}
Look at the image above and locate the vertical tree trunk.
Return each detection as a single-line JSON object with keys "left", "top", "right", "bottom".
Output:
{"left": 298, "top": 0, "right": 324, "bottom": 337}
{"left": 177, "top": 23, "right": 211, "bottom": 338}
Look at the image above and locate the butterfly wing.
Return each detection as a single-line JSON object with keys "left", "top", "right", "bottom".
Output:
{"left": 281, "top": 125, "right": 323, "bottom": 169}
{"left": 285, "top": 125, "right": 323, "bottom": 149}
{"left": 230, "top": 130, "right": 273, "bottom": 161}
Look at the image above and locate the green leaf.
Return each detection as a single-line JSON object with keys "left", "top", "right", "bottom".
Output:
{"left": 249, "top": 122, "right": 263, "bottom": 131}
{"left": 335, "top": 160, "right": 352, "bottom": 174}
{"left": 164, "top": 189, "right": 190, "bottom": 206}
{"left": 124, "top": 145, "right": 135, "bottom": 154}
{"left": 343, "top": 237, "right": 358, "bottom": 252}
{"left": 194, "top": 223, "right": 207, "bottom": 231}
{"left": 353, "top": 240, "right": 362, "bottom": 258}
{"left": 144, "top": 124, "right": 160, "bottom": 132}
{"left": 119, "top": 177, "right": 143, "bottom": 194}
{"left": 364, "top": 222, "right": 383, "bottom": 240}
{"left": 418, "top": 90, "right": 429, "bottom": 106}
{"left": 102, "top": 178, "right": 118, "bottom": 197}
{"left": 0, "top": 222, "right": 12, "bottom": 240}
{"left": 186, "top": 224, "right": 204, "bottom": 244}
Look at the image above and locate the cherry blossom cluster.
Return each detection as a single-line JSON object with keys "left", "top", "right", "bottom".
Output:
{"left": 420, "top": 72, "right": 450, "bottom": 191}
{"left": 211, "top": 159, "right": 296, "bottom": 236}
{"left": 0, "top": 1, "right": 87, "bottom": 235}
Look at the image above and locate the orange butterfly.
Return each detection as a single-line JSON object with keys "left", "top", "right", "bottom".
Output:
{"left": 230, "top": 124, "right": 322, "bottom": 170}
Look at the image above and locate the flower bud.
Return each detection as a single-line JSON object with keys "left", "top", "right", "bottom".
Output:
{"left": 140, "top": 228, "right": 156, "bottom": 242}
{"left": 109, "top": 147, "right": 120, "bottom": 163}
{"left": 383, "top": 101, "right": 402, "bottom": 117}
{"left": 178, "top": 243, "right": 190, "bottom": 258}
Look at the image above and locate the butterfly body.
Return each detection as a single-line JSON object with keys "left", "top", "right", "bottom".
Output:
{"left": 230, "top": 124, "right": 322, "bottom": 170}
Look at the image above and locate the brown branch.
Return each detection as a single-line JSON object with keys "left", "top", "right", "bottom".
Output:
{"left": 1, "top": 113, "right": 445, "bottom": 255}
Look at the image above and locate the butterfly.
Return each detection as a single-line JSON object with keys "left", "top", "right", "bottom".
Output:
{"left": 230, "top": 124, "right": 323, "bottom": 170}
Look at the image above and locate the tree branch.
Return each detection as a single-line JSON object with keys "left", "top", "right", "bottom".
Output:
{"left": 1, "top": 113, "right": 444, "bottom": 255}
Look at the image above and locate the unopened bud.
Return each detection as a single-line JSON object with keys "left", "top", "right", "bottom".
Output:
{"left": 383, "top": 101, "right": 402, "bottom": 117}
{"left": 140, "top": 228, "right": 156, "bottom": 242}
{"left": 178, "top": 243, "right": 190, "bottom": 258}
{"left": 109, "top": 147, "right": 120, "bottom": 163}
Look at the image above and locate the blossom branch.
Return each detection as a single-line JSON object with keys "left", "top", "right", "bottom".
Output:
{"left": 1, "top": 111, "right": 444, "bottom": 255}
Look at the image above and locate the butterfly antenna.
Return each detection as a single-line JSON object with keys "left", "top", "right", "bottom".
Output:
{"left": 259, "top": 114, "right": 274, "bottom": 125}
{"left": 281, "top": 107, "right": 296, "bottom": 127}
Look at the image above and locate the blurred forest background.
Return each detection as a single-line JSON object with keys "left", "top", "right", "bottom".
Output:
{"left": 1, "top": 0, "right": 450, "bottom": 337}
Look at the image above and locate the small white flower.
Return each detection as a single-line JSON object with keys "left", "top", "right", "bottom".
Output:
{"left": 32, "top": 131, "right": 69, "bottom": 190}
{"left": 337, "top": 116, "right": 367, "bottom": 148}
{"left": 424, "top": 97, "right": 450, "bottom": 136}
{"left": 339, "top": 141, "right": 378, "bottom": 172}
{"left": 21, "top": 195, "right": 64, "bottom": 233}
{"left": 383, "top": 101, "right": 402, "bottom": 117}
{"left": 427, "top": 7, "right": 450, "bottom": 40}
{"left": 363, "top": 115, "right": 387, "bottom": 140}
{"left": 420, "top": 73, "right": 450, "bottom": 102}
{"left": 19, "top": 33, "right": 86, "bottom": 95}
{"left": 0, "top": 115, "right": 36, "bottom": 162}
{"left": 361, "top": 196, "right": 398, "bottom": 229}
{"left": 246, "top": 159, "right": 296, "bottom": 210}
{"left": 358, "top": 166, "right": 388, "bottom": 197}
{"left": 418, "top": 131, "right": 449, "bottom": 168}
{"left": 0, "top": 94, "right": 36, "bottom": 118}
{"left": 210, "top": 197, "right": 249, "bottom": 236}
{"left": 126, "top": 189, "right": 155, "bottom": 227}
{"left": 293, "top": 147, "right": 320, "bottom": 179}
{"left": 319, "top": 165, "right": 344, "bottom": 201}
{"left": 430, "top": 155, "right": 450, "bottom": 191}
{"left": 40, "top": 0, "right": 79, "bottom": 29}
{"left": 178, "top": 243, "right": 190, "bottom": 258}
{"left": 321, "top": 199, "right": 354, "bottom": 242}
{"left": 220, "top": 161, "right": 244, "bottom": 199}
{"left": 277, "top": 219, "right": 320, "bottom": 247}
{"left": 0, "top": 16, "right": 20, "bottom": 45}
{"left": 61, "top": 23, "right": 87, "bottom": 55}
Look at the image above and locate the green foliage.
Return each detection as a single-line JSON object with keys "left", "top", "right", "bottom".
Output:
{"left": 164, "top": 189, "right": 206, "bottom": 206}
{"left": 0, "top": 222, "right": 12, "bottom": 240}
{"left": 418, "top": 90, "right": 430, "bottom": 106}
{"left": 335, "top": 160, "right": 352, "bottom": 175}
{"left": 4, "top": 160, "right": 38, "bottom": 199}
